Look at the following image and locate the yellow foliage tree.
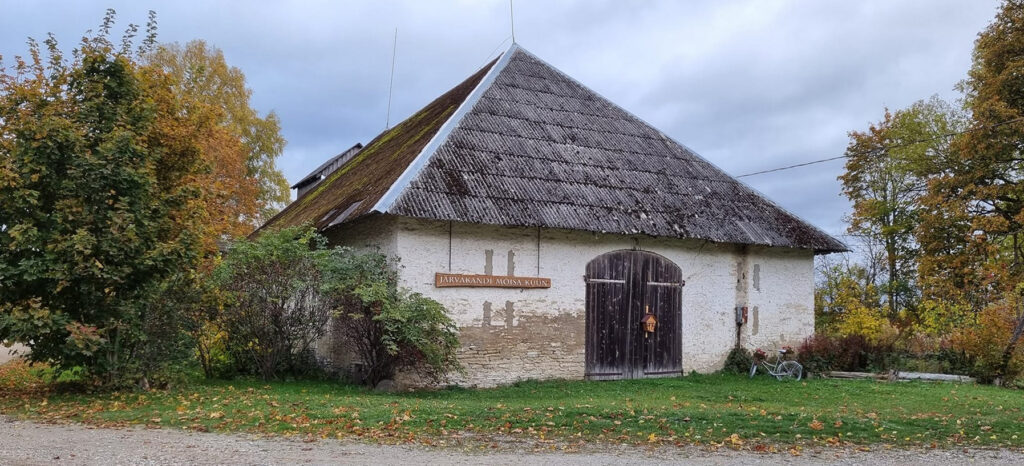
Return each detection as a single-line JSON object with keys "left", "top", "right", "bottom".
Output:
{"left": 835, "top": 304, "right": 898, "bottom": 345}
{"left": 815, "top": 260, "right": 896, "bottom": 343}
{"left": 953, "top": 298, "right": 1024, "bottom": 384}
{"left": 145, "top": 40, "right": 289, "bottom": 228}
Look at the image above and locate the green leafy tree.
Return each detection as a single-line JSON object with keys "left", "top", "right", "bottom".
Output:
{"left": 326, "top": 250, "right": 461, "bottom": 387}
{"left": 213, "top": 226, "right": 340, "bottom": 380}
{"left": 214, "top": 226, "right": 460, "bottom": 385}
{"left": 0, "top": 12, "right": 206, "bottom": 383}
{"left": 840, "top": 97, "right": 965, "bottom": 321}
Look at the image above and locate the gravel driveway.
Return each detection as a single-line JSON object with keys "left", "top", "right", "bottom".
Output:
{"left": 1, "top": 416, "right": 1022, "bottom": 465}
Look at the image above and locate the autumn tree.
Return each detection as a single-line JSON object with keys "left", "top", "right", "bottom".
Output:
{"left": 145, "top": 40, "right": 289, "bottom": 228}
{"left": 911, "top": 2, "right": 1024, "bottom": 308}
{"left": 922, "top": 0, "right": 1024, "bottom": 383}
{"left": 0, "top": 11, "right": 236, "bottom": 384}
{"left": 813, "top": 241, "right": 900, "bottom": 343}
{"left": 815, "top": 258, "right": 882, "bottom": 334}
{"left": 840, "top": 98, "right": 966, "bottom": 322}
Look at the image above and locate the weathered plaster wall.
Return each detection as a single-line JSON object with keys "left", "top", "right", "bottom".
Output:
{"left": 321, "top": 214, "right": 398, "bottom": 257}
{"left": 389, "top": 217, "right": 815, "bottom": 387}
{"left": 0, "top": 343, "right": 28, "bottom": 365}
{"left": 317, "top": 214, "right": 814, "bottom": 386}
{"left": 741, "top": 246, "right": 816, "bottom": 352}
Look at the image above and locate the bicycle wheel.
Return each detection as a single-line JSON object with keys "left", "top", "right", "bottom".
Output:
{"left": 749, "top": 362, "right": 758, "bottom": 378}
{"left": 776, "top": 361, "right": 803, "bottom": 381}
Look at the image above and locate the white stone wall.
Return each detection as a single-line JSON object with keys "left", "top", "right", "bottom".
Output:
{"left": 0, "top": 343, "right": 27, "bottom": 365}
{"left": 322, "top": 214, "right": 398, "bottom": 257}
{"left": 742, "top": 246, "right": 816, "bottom": 353}
{"left": 323, "top": 215, "right": 816, "bottom": 387}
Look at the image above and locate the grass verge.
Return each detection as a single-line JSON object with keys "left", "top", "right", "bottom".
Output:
{"left": 1, "top": 361, "right": 1022, "bottom": 451}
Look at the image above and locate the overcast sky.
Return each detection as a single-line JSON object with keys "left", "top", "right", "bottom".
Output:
{"left": 1, "top": 1, "right": 1003, "bottom": 237}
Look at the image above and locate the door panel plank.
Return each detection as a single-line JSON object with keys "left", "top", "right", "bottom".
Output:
{"left": 586, "top": 250, "right": 682, "bottom": 380}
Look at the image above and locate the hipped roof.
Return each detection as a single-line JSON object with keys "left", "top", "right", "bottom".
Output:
{"left": 258, "top": 44, "right": 846, "bottom": 254}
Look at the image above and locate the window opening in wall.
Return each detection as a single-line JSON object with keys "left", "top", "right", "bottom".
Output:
{"left": 536, "top": 226, "right": 541, "bottom": 276}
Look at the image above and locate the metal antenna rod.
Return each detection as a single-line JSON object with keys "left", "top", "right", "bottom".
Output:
{"left": 509, "top": 0, "right": 516, "bottom": 43}
{"left": 385, "top": 28, "right": 398, "bottom": 129}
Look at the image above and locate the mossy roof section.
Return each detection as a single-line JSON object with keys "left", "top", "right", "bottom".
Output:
{"left": 255, "top": 59, "right": 497, "bottom": 234}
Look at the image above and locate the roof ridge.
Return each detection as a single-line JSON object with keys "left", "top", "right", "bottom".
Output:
{"left": 372, "top": 42, "right": 522, "bottom": 214}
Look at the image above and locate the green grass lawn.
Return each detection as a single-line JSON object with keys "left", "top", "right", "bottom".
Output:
{"left": 1, "top": 364, "right": 1022, "bottom": 450}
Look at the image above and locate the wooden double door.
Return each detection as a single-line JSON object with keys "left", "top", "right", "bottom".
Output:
{"left": 584, "top": 250, "right": 684, "bottom": 380}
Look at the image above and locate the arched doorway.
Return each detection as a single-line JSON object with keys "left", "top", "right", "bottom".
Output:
{"left": 584, "top": 250, "right": 684, "bottom": 380}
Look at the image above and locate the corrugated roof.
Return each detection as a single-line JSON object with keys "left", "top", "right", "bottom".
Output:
{"left": 259, "top": 44, "right": 845, "bottom": 253}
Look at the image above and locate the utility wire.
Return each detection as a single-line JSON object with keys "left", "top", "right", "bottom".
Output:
{"left": 735, "top": 115, "right": 1024, "bottom": 178}
{"left": 481, "top": 36, "right": 513, "bottom": 68}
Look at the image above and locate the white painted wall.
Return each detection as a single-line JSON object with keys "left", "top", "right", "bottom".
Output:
{"left": 392, "top": 217, "right": 813, "bottom": 375}
{"left": 325, "top": 215, "right": 816, "bottom": 386}
{"left": 742, "top": 246, "right": 816, "bottom": 352}
{"left": 323, "top": 214, "right": 398, "bottom": 257}
{"left": 0, "top": 343, "right": 27, "bottom": 365}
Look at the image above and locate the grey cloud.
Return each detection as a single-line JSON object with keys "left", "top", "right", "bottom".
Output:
{"left": 1, "top": 0, "right": 1002, "bottom": 235}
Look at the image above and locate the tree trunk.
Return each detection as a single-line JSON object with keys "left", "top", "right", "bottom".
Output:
{"left": 996, "top": 304, "right": 1024, "bottom": 386}
{"left": 886, "top": 235, "right": 899, "bottom": 318}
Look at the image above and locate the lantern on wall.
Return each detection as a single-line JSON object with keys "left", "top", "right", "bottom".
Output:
{"left": 640, "top": 307, "right": 657, "bottom": 337}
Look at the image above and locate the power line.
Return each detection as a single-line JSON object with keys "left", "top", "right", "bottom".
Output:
{"left": 735, "top": 115, "right": 1024, "bottom": 178}
{"left": 736, "top": 155, "right": 847, "bottom": 178}
{"left": 481, "top": 36, "right": 512, "bottom": 68}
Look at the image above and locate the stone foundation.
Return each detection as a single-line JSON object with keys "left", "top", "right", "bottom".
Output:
{"left": 453, "top": 313, "right": 584, "bottom": 387}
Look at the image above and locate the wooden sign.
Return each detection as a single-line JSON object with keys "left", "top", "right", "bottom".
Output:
{"left": 435, "top": 272, "right": 551, "bottom": 288}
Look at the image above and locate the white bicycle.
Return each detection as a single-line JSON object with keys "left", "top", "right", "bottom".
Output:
{"left": 749, "top": 347, "right": 803, "bottom": 381}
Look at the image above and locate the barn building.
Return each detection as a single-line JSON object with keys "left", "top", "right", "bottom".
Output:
{"left": 258, "top": 44, "right": 845, "bottom": 387}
